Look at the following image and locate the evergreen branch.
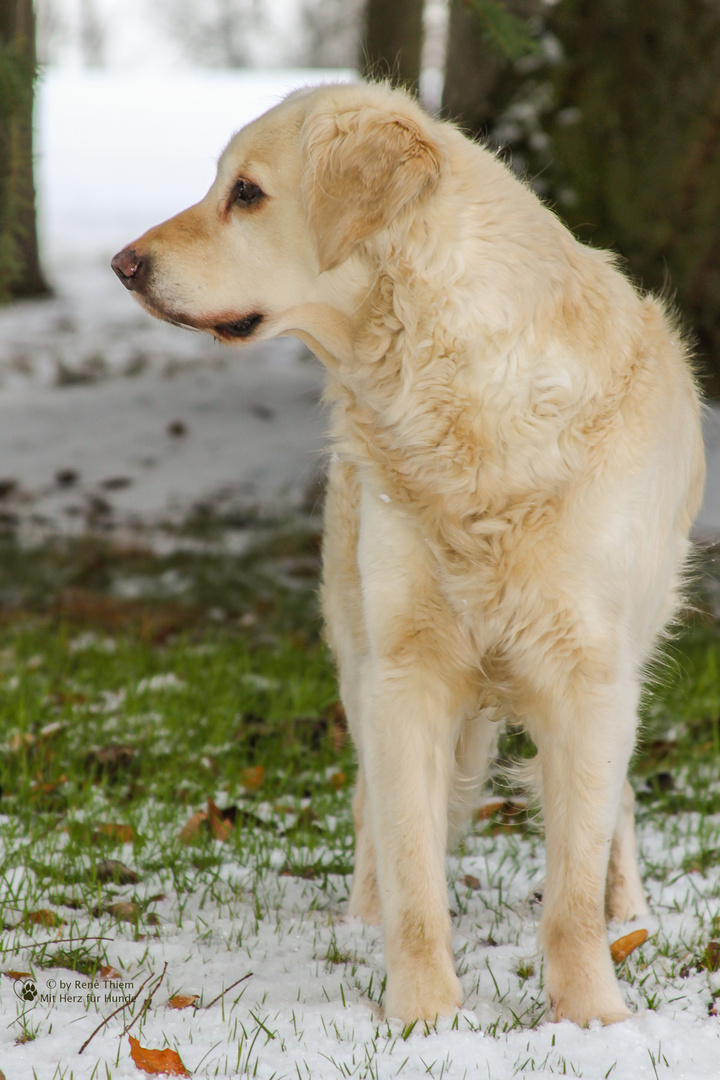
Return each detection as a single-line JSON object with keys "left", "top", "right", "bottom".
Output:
{"left": 467, "top": 0, "right": 541, "bottom": 61}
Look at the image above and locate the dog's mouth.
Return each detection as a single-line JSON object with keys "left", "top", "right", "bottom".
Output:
{"left": 213, "top": 314, "right": 264, "bottom": 340}
{"left": 133, "top": 295, "right": 265, "bottom": 342}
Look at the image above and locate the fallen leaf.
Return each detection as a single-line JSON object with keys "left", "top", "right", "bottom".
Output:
{"left": 100, "top": 965, "right": 121, "bottom": 980}
{"left": 461, "top": 874, "right": 481, "bottom": 890}
{"left": 169, "top": 993, "right": 198, "bottom": 1010}
{"left": 94, "top": 823, "right": 136, "bottom": 844}
{"left": 3, "top": 970, "right": 31, "bottom": 980}
{"left": 240, "top": 765, "right": 265, "bottom": 791}
{"left": 95, "top": 859, "right": 139, "bottom": 885}
{"left": 207, "top": 799, "right": 233, "bottom": 842}
{"left": 324, "top": 700, "right": 347, "bottom": 752}
{"left": 328, "top": 771, "right": 346, "bottom": 790}
{"left": 106, "top": 901, "right": 141, "bottom": 923}
{"left": 85, "top": 744, "right": 137, "bottom": 780}
{"left": 24, "top": 909, "right": 64, "bottom": 928}
{"left": 9, "top": 732, "right": 35, "bottom": 751}
{"left": 30, "top": 775, "right": 67, "bottom": 798}
{"left": 610, "top": 928, "right": 648, "bottom": 963}
{"left": 702, "top": 941, "right": 720, "bottom": 972}
{"left": 178, "top": 810, "right": 207, "bottom": 844}
{"left": 128, "top": 1035, "right": 190, "bottom": 1076}
{"left": 56, "top": 589, "right": 199, "bottom": 644}
{"left": 475, "top": 799, "right": 528, "bottom": 822}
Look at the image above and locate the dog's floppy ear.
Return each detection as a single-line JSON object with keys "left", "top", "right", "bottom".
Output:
{"left": 301, "top": 98, "right": 443, "bottom": 272}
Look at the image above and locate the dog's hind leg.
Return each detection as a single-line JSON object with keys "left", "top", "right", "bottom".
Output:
{"left": 605, "top": 778, "right": 648, "bottom": 922}
{"left": 348, "top": 763, "right": 382, "bottom": 924}
{"left": 321, "top": 461, "right": 381, "bottom": 925}
{"left": 528, "top": 666, "right": 640, "bottom": 1026}
{"left": 447, "top": 710, "right": 502, "bottom": 849}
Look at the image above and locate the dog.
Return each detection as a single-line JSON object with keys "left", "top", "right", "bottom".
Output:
{"left": 112, "top": 81, "right": 705, "bottom": 1026}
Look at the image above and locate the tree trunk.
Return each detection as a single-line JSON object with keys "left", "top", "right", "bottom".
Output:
{"left": 544, "top": 0, "right": 720, "bottom": 394}
{"left": 0, "top": 0, "right": 49, "bottom": 302}
{"left": 359, "top": 0, "right": 424, "bottom": 96}
{"left": 442, "top": 0, "right": 542, "bottom": 137}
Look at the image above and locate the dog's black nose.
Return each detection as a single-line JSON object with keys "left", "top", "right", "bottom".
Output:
{"left": 111, "top": 247, "right": 146, "bottom": 291}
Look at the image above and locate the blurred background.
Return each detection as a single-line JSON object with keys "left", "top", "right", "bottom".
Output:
{"left": 1, "top": 0, "right": 720, "bottom": 547}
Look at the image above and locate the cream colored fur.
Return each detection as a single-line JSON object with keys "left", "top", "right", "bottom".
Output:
{"left": 115, "top": 81, "right": 706, "bottom": 1027}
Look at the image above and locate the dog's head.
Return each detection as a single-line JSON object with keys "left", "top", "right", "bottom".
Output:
{"left": 111, "top": 82, "right": 443, "bottom": 354}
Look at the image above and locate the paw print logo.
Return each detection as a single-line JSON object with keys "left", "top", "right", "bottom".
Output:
{"left": 13, "top": 979, "right": 37, "bottom": 1004}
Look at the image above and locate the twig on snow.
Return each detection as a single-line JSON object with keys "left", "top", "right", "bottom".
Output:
{"left": 78, "top": 970, "right": 155, "bottom": 1054}
{"left": 123, "top": 961, "right": 168, "bottom": 1037}
{"left": 202, "top": 971, "right": 253, "bottom": 1011}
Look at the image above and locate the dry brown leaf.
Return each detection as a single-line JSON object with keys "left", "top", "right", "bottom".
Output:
{"left": 8, "top": 732, "right": 34, "bottom": 752}
{"left": 128, "top": 1035, "right": 190, "bottom": 1076}
{"left": 100, "top": 965, "right": 121, "bottom": 980}
{"left": 95, "top": 859, "right": 139, "bottom": 885}
{"left": 240, "top": 765, "right": 265, "bottom": 791}
{"left": 610, "top": 928, "right": 648, "bottom": 963}
{"left": 324, "top": 700, "right": 347, "bottom": 753}
{"left": 328, "top": 771, "right": 346, "bottom": 790}
{"left": 106, "top": 901, "right": 141, "bottom": 922}
{"left": 475, "top": 799, "right": 507, "bottom": 821}
{"left": 3, "top": 970, "right": 31, "bottom": 980}
{"left": 178, "top": 810, "right": 207, "bottom": 844}
{"left": 206, "top": 799, "right": 233, "bottom": 841}
{"left": 86, "top": 744, "right": 136, "bottom": 779}
{"left": 96, "top": 823, "right": 135, "bottom": 844}
{"left": 702, "top": 941, "right": 720, "bottom": 972}
{"left": 25, "top": 909, "right": 64, "bottom": 928}
{"left": 56, "top": 589, "right": 199, "bottom": 644}
{"left": 461, "top": 874, "right": 481, "bottom": 890}
{"left": 30, "top": 775, "right": 67, "bottom": 798}
{"left": 169, "top": 993, "right": 198, "bottom": 1010}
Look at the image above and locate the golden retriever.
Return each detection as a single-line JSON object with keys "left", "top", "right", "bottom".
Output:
{"left": 112, "top": 81, "right": 705, "bottom": 1026}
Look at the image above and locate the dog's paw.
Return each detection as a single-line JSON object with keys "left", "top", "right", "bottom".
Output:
{"left": 548, "top": 966, "right": 631, "bottom": 1028}
{"left": 544, "top": 933, "right": 633, "bottom": 1028}
{"left": 552, "top": 995, "right": 632, "bottom": 1027}
{"left": 384, "top": 960, "right": 462, "bottom": 1022}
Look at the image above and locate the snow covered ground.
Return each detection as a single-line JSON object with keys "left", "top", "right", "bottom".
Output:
{"left": 2, "top": 794, "right": 720, "bottom": 1079}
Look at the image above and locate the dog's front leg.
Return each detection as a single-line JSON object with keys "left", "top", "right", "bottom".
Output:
{"left": 531, "top": 674, "right": 639, "bottom": 1026}
{"left": 361, "top": 660, "right": 462, "bottom": 1020}
{"left": 356, "top": 490, "right": 467, "bottom": 1021}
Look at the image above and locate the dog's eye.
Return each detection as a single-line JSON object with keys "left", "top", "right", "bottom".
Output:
{"left": 230, "top": 179, "right": 265, "bottom": 208}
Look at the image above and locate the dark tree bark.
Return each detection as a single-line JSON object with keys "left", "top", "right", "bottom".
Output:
{"left": 0, "top": 0, "right": 49, "bottom": 302}
{"left": 442, "top": 0, "right": 720, "bottom": 395}
{"left": 359, "top": 0, "right": 424, "bottom": 96}
{"left": 544, "top": 0, "right": 720, "bottom": 394}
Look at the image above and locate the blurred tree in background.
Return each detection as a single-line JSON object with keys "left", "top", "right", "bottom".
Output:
{"left": 359, "top": 0, "right": 425, "bottom": 95}
{"left": 545, "top": 0, "right": 720, "bottom": 395}
{"left": 440, "top": 0, "right": 720, "bottom": 393}
{"left": 0, "top": 0, "right": 48, "bottom": 303}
